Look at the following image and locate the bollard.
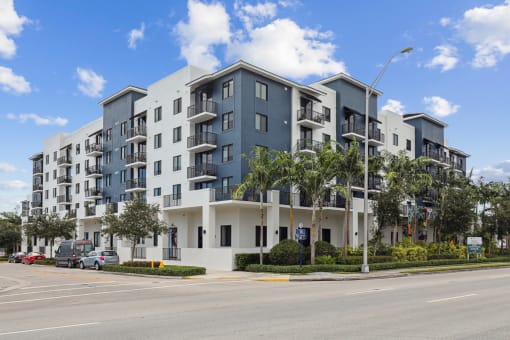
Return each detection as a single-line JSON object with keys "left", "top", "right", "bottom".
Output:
{"left": 159, "top": 261, "right": 164, "bottom": 268}
{"left": 151, "top": 260, "right": 154, "bottom": 269}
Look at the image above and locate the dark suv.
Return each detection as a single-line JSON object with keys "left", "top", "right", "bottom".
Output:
{"left": 55, "top": 240, "right": 94, "bottom": 268}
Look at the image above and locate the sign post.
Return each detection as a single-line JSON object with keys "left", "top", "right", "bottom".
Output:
{"left": 295, "top": 223, "right": 307, "bottom": 268}
{"left": 467, "top": 236, "right": 482, "bottom": 261}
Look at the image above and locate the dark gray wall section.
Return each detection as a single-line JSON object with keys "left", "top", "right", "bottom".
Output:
{"left": 404, "top": 117, "right": 445, "bottom": 158}
{"left": 102, "top": 91, "right": 146, "bottom": 202}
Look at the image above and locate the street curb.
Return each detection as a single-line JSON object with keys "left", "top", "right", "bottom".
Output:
{"left": 251, "top": 277, "right": 290, "bottom": 282}
{"left": 289, "top": 273, "right": 407, "bottom": 282}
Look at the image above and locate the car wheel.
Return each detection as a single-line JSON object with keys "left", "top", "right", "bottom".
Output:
{"left": 94, "top": 262, "right": 100, "bottom": 271}
{"left": 67, "top": 260, "right": 73, "bottom": 269}
{"left": 79, "top": 262, "right": 85, "bottom": 270}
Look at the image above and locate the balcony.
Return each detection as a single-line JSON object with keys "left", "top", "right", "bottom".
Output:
{"left": 296, "top": 139, "right": 323, "bottom": 154}
{"left": 57, "top": 175, "right": 72, "bottom": 185}
{"left": 297, "top": 109, "right": 324, "bottom": 129}
{"left": 126, "top": 126, "right": 147, "bottom": 143}
{"left": 66, "top": 209, "right": 77, "bottom": 219}
{"left": 163, "top": 194, "right": 182, "bottom": 208}
{"left": 423, "top": 151, "right": 449, "bottom": 166}
{"left": 85, "top": 165, "right": 103, "bottom": 178}
{"left": 187, "top": 132, "right": 217, "bottom": 153}
{"left": 33, "top": 165, "right": 43, "bottom": 175}
{"left": 126, "top": 178, "right": 146, "bottom": 192}
{"left": 57, "top": 156, "right": 72, "bottom": 167}
{"left": 31, "top": 201, "right": 42, "bottom": 208}
{"left": 57, "top": 195, "right": 72, "bottom": 204}
{"left": 85, "top": 187, "right": 103, "bottom": 200}
{"left": 106, "top": 202, "right": 118, "bottom": 214}
{"left": 31, "top": 208, "right": 43, "bottom": 216}
{"left": 342, "top": 123, "right": 384, "bottom": 146}
{"left": 126, "top": 152, "right": 147, "bottom": 168}
{"left": 187, "top": 101, "right": 218, "bottom": 124}
{"left": 187, "top": 164, "right": 217, "bottom": 183}
{"left": 32, "top": 183, "right": 43, "bottom": 192}
{"left": 85, "top": 206, "right": 96, "bottom": 217}
{"left": 351, "top": 175, "right": 383, "bottom": 192}
{"left": 85, "top": 143, "right": 103, "bottom": 156}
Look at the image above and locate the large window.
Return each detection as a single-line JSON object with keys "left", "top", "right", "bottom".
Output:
{"left": 222, "top": 112, "right": 234, "bottom": 131}
{"left": 255, "top": 81, "right": 267, "bottom": 101}
{"left": 104, "top": 151, "right": 111, "bottom": 164}
{"left": 406, "top": 139, "right": 412, "bottom": 151}
{"left": 393, "top": 133, "right": 399, "bottom": 146}
{"left": 120, "top": 170, "right": 126, "bottom": 183}
{"left": 173, "top": 184, "right": 181, "bottom": 198}
{"left": 222, "top": 176, "right": 233, "bottom": 192}
{"left": 255, "top": 225, "right": 267, "bottom": 247}
{"left": 173, "top": 155, "right": 181, "bottom": 171}
{"left": 221, "top": 225, "right": 231, "bottom": 247}
{"left": 154, "top": 133, "right": 162, "bottom": 149}
{"left": 323, "top": 106, "right": 331, "bottom": 122}
{"left": 222, "top": 144, "right": 233, "bottom": 162}
{"left": 105, "top": 128, "right": 112, "bottom": 141}
{"left": 120, "top": 121, "right": 127, "bottom": 136}
{"left": 153, "top": 187, "right": 161, "bottom": 196}
{"left": 104, "top": 174, "right": 111, "bottom": 187}
{"left": 222, "top": 79, "right": 234, "bottom": 99}
{"left": 121, "top": 146, "right": 126, "bottom": 160}
{"left": 173, "top": 127, "right": 181, "bottom": 143}
{"left": 255, "top": 113, "right": 268, "bottom": 132}
{"left": 154, "top": 106, "right": 162, "bottom": 122}
{"left": 75, "top": 163, "right": 80, "bottom": 174}
{"left": 154, "top": 160, "right": 162, "bottom": 176}
{"left": 173, "top": 98, "right": 182, "bottom": 115}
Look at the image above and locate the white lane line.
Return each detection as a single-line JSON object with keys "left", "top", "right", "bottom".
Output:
{"left": 0, "top": 322, "right": 100, "bottom": 337}
{"left": 427, "top": 293, "right": 477, "bottom": 303}
{"left": 347, "top": 288, "right": 394, "bottom": 295}
{"left": 0, "top": 281, "right": 216, "bottom": 305}
{"left": 21, "top": 282, "right": 115, "bottom": 290}
{"left": 2, "top": 282, "right": 143, "bottom": 298}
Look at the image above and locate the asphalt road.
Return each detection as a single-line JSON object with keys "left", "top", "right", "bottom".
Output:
{"left": 1, "top": 263, "right": 510, "bottom": 339}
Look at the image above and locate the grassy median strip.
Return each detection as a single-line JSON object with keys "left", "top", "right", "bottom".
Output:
{"left": 403, "top": 262, "right": 510, "bottom": 274}
{"left": 103, "top": 264, "right": 206, "bottom": 276}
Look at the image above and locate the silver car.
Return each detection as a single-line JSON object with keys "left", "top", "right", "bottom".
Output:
{"left": 79, "top": 250, "right": 119, "bottom": 270}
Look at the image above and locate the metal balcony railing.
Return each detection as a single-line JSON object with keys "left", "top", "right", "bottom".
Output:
{"left": 297, "top": 109, "right": 324, "bottom": 125}
{"left": 57, "top": 195, "right": 72, "bottom": 203}
{"left": 85, "top": 143, "right": 103, "bottom": 154}
{"left": 134, "top": 247, "right": 146, "bottom": 259}
{"left": 126, "top": 152, "right": 147, "bottom": 165}
{"left": 33, "top": 165, "right": 43, "bottom": 174}
{"left": 126, "top": 178, "right": 146, "bottom": 190}
{"left": 85, "top": 206, "right": 96, "bottom": 216}
{"left": 163, "top": 194, "right": 182, "bottom": 208}
{"left": 57, "top": 155, "right": 72, "bottom": 165}
{"left": 32, "top": 183, "right": 43, "bottom": 191}
{"left": 85, "top": 165, "right": 103, "bottom": 176}
{"left": 57, "top": 175, "right": 72, "bottom": 184}
{"left": 85, "top": 187, "right": 102, "bottom": 197}
{"left": 106, "top": 202, "right": 118, "bottom": 214}
{"left": 126, "top": 126, "right": 147, "bottom": 140}
{"left": 187, "top": 101, "right": 218, "bottom": 118}
{"left": 162, "top": 248, "right": 181, "bottom": 260}
{"left": 31, "top": 201, "right": 42, "bottom": 208}
{"left": 187, "top": 164, "right": 216, "bottom": 178}
{"left": 296, "top": 139, "right": 323, "bottom": 153}
{"left": 187, "top": 132, "right": 217, "bottom": 148}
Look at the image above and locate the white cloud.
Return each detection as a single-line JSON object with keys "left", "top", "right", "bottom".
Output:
{"left": 381, "top": 99, "right": 405, "bottom": 115}
{"left": 472, "top": 160, "right": 510, "bottom": 182}
{"left": 0, "top": 162, "right": 16, "bottom": 172}
{"left": 456, "top": 1, "right": 510, "bottom": 68}
{"left": 128, "top": 22, "right": 145, "bottom": 49}
{"left": 175, "top": 0, "right": 231, "bottom": 71}
{"left": 439, "top": 17, "right": 451, "bottom": 26}
{"left": 76, "top": 67, "right": 106, "bottom": 98}
{"left": 423, "top": 96, "right": 460, "bottom": 117}
{"left": 235, "top": 1, "right": 277, "bottom": 30}
{"left": 426, "top": 44, "right": 459, "bottom": 72}
{"left": 0, "top": 180, "right": 28, "bottom": 190}
{"left": 0, "top": 66, "right": 31, "bottom": 93}
{"left": 278, "top": 0, "right": 302, "bottom": 8}
{"left": 6, "top": 113, "right": 68, "bottom": 126}
{"left": 0, "top": 0, "right": 30, "bottom": 59}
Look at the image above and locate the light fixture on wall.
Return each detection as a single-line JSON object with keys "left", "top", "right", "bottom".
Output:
{"left": 275, "top": 230, "right": 279, "bottom": 235}
{"left": 203, "top": 229, "right": 207, "bottom": 234}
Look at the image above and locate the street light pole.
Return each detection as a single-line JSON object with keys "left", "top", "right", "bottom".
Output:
{"left": 361, "top": 47, "right": 413, "bottom": 273}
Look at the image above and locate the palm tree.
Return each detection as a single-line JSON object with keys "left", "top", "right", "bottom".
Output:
{"left": 233, "top": 146, "right": 279, "bottom": 265}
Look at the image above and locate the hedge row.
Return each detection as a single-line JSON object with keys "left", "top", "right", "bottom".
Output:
{"left": 103, "top": 264, "right": 206, "bottom": 276}
{"left": 34, "top": 258, "right": 56, "bottom": 265}
{"left": 122, "top": 261, "right": 162, "bottom": 268}
{"left": 336, "top": 256, "right": 393, "bottom": 265}
{"left": 235, "top": 253, "right": 270, "bottom": 270}
{"left": 0, "top": 257, "right": 8, "bottom": 262}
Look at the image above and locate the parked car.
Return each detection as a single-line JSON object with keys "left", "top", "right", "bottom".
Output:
{"left": 22, "top": 252, "right": 46, "bottom": 265}
{"left": 55, "top": 239, "right": 94, "bottom": 268}
{"left": 79, "top": 250, "right": 119, "bottom": 270}
{"left": 8, "top": 251, "right": 26, "bottom": 263}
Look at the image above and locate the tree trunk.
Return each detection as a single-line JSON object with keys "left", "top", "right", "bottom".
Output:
{"left": 259, "top": 191, "right": 264, "bottom": 265}
{"left": 311, "top": 201, "right": 317, "bottom": 265}
{"left": 392, "top": 224, "right": 397, "bottom": 246}
{"left": 131, "top": 242, "right": 136, "bottom": 263}
{"left": 289, "top": 190, "right": 294, "bottom": 240}
{"left": 50, "top": 238, "right": 54, "bottom": 258}
{"left": 343, "top": 186, "right": 351, "bottom": 257}
{"left": 318, "top": 203, "right": 323, "bottom": 242}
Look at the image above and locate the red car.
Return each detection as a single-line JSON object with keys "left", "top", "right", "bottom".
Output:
{"left": 22, "top": 252, "right": 46, "bottom": 265}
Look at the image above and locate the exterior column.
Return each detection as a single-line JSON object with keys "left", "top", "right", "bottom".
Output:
{"left": 267, "top": 190, "right": 280, "bottom": 248}
{"left": 202, "top": 204, "right": 216, "bottom": 248}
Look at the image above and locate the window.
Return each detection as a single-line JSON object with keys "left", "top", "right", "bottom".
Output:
{"left": 53, "top": 170, "right": 57, "bottom": 180}
{"left": 222, "top": 144, "right": 233, "bottom": 162}
{"left": 120, "top": 121, "right": 127, "bottom": 136}
{"left": 121, "top": 146, "right": 126, "bottom": 160}
{"left": 255, "top": 113, "right": 268, "bottom": 132}
{"left": 222, "top": 112, "right": 234, "bottom": 131}
{"left": 255, "top": 81, "right": 267, "bottom": 100}
{"left": 75, "top": 163, "right": 80, "bottom": 175}
{"left": 45, "top": 190, "right": 48, "bottom": 199}
{"left": 76, "top": 143, "right": 80, "bottom": 155}
{"left": 104, "top": 174, "right": 111, "bottom": 187}
{"left": 154, "top": 160, "right": 162, "bottom": 176}
{"left": 154, "top": 106, "right": 162, "bottom": 122}
{"left": 153, "top": 187, "right": 161, "bottom": 196}
{"left": 221, "top": 225, "right": 231, "bottom": 247}
{"left": 173, "top": 98, "right": 182, "bottom": 115}
{"left": 105, "top": 128, "right": 112, "bottom": 141}
{"left": 173, "top": 184, "right": 181, "bottom": 198}
{"left": 104, "top": 151, "right": 112, "bottom": 164}
{"left": 173, "top": 126, "right": 181, "bottom": 143}
{"left": 45, "top": 155, "right": 49, "bottom": 164}
{"left": 94, "top": 232, "right": 100, "bottom": 248}
{"left": 53, "top": 151, "right": 57, "bottom": 161}
{"left": 323, "top": 133, "right": 331, "bottom": 143}
{"left": 45, "top": 172, "right": 49, "bottom": 182}
{"left": 323, "top": 106, "right": 331, "bottom": 122}
{"left": 322, "top": 229, "right": 331, "bottom": 243}
{"left": 222, "top": 79, "right": 234, "bottom": 99}
{"left": 84, "top": 232, "right": 89, "bottom": 240}
{"left": 120, "top": 170, "right": 126, "bottom": 183}
{"left": 75, "top": 183, "right": 80, "bottom": 194}
{"left": 406, "top": 139, "right": 412, "bottom": 151}
{"left": 52, "top": 206, "right": 57, "bottom": 213}
{"left": 392, "top": 133, "right": 399, "bottom": 146}
{"left": 173, "top": 155, "right": 181, "bottom": 171}
{"left": 154, "top": 133, "right": 162, "bottom": 149}
{"left": 222, "top": 176, "right": 233, "bottom": 192}
{"left": 52, "top": 188, "right": 57, "bottom": 198}
{"left": 119, "top": 193, "right": 126, "bottom": 202}
{"left": 255, "top": 226, "right": 267, "bottom": 247}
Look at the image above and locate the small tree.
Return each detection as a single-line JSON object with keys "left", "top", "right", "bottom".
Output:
{"left": 0, "top": 212, "right": 22, "bottom": 253}
{"left": 24, "top": 213, "right": 76, "bottom": 257}
{"left": 103, "top": 196, "right": 167, "bottom": 262}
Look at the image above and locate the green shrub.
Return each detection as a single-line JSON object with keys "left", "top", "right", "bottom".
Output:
{"left": 246, "top": 263, "right": 360, "bottom": 273}
{"left": 315, "top": 241, "right": 338, "bottom": 257}
{"left": 122, "top": 260, "right": 161, "bottom": 267}
{"left": 235, "top": 253, "right": 270, "bottom": 270}
{"left": 103, "top": 264, "right": 205, "bottom": 276}
{"left": 34, "top": 258, "right": 56, "bottom": 265}
{"left": 336, "top": 256, "right": 394, "bottom": 265}
{"left": 428, "top": 254, "right": 457, "bottom": 260}
{"left": 269, "top": 239, "right": 300, "bottom": 265}
{"left": 315, "top": 255, "right": 336, "bottom": 265}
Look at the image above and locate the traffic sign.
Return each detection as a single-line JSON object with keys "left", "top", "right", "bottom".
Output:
{"left": 295, "top": 227, "right": 307, "bottom": 241}
{"left": 467, "top": 237, "right": 482, "bottom": 254}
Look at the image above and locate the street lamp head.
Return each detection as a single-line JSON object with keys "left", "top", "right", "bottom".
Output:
{"left": 400, "top": 47, "right": 413, "bottom": 54}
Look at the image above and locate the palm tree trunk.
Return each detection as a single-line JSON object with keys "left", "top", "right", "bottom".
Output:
{"left": 343, "top": 185, "right": 351, "bottom": 257}
{"left": 318, "top": 202, "right": 323, "bottom": 241}
{"left": 311, "top": 201, "right": 317, "bottom": 265}
{"left": 289, "top": 190, "right": 294, "bottom": 240}
{"left": 259, "top": 191, "right": 264, "bottom": 265}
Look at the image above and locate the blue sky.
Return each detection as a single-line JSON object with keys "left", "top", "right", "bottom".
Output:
{"left": 1, "top": 0, "right": 509, "bottom": 212}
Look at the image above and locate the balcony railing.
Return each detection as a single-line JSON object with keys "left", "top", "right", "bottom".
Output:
{"left": 32, "top": 183, "right": 43, "bottom": 191}
{"left": 66, "top": 209, "right": 77, "bottom": 219}
{"left": 134, "top": 247, "right": 146, "bottom": 259}
{"left": 423, "top": 150, "right": 447, "bottom": 164}
{"left": 162, "top": 248, "right": 181, "bottom": 260}
{"left": 85, "top": 187, "right": 102, "bottom": 198}
{"left": 342, "top": 123, "right": 383, "bottom": 143}
{"left": 57, "top": 155, "right": 72, "bottom": 166}
{"left": 85, "top": 206, "right": 96, "bottom": 217}
{"left": 57, "top": 175, "right": 72, "bottom": 185}
{"left": 85, "top": 165, "right": 103, "bottom": 177}
{"left": 187, "top": 164, "right": 217, "bottom": 179}
{"left": 214, "top": 185, "right": 267, "bottom": 203}
{"left": 126, "top": 152, "right": 147, "bottom": 165}
{"left": 297, "top": 108, "right": 324, "bottom": 125}
{"left": 106, "top": 202, "right": 118, "bottom": 214}
{"left": 33, "top": 165, "right": 43, "bottom": 174}
{"left": 57, "top": 195, "right": 72, "bottom": 203}
{"left": 163, "top": 194, "right": 182, "bottom": 208}
{"left": 126, "top": 178, "right": 146, "bottom": 190}
{"left": 352, "top": 175, "right": 383, "bottom": 191}
{"left": 296, "top": 139, "right": 323, "bottom": 153}
{"left": 187, "top": 101, "right": 218, "bottom": 119}
{"left": 31, "top": 201, "right": 42, "bottom": 208}
{"left": 85, "top": 143, "right": 103, "bottom": 155}
{"left": 126, "top": 126, "right": 147, "bottom": 140}
{"left": 187, "top": 132, "right": 217, "bottom": 149}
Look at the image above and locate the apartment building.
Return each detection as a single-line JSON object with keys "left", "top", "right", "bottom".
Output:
{"left": 22, "top": 61, "right": 469, "bottom": 270}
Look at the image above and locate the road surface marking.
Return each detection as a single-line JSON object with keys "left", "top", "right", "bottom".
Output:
{"left": 347, "top": 288, "right": 394, "bottom": 295}
{"left": 21, "top": 281, "right": 115, "bottom": 290}
{"left": 0, "top": 322, "right": 100, "bottom": 337}
{"left": 427, "top": 293, "right": 477, "bottom": 303}
{"left": 1, "top": 282, "right": 144, "bottom": 298}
